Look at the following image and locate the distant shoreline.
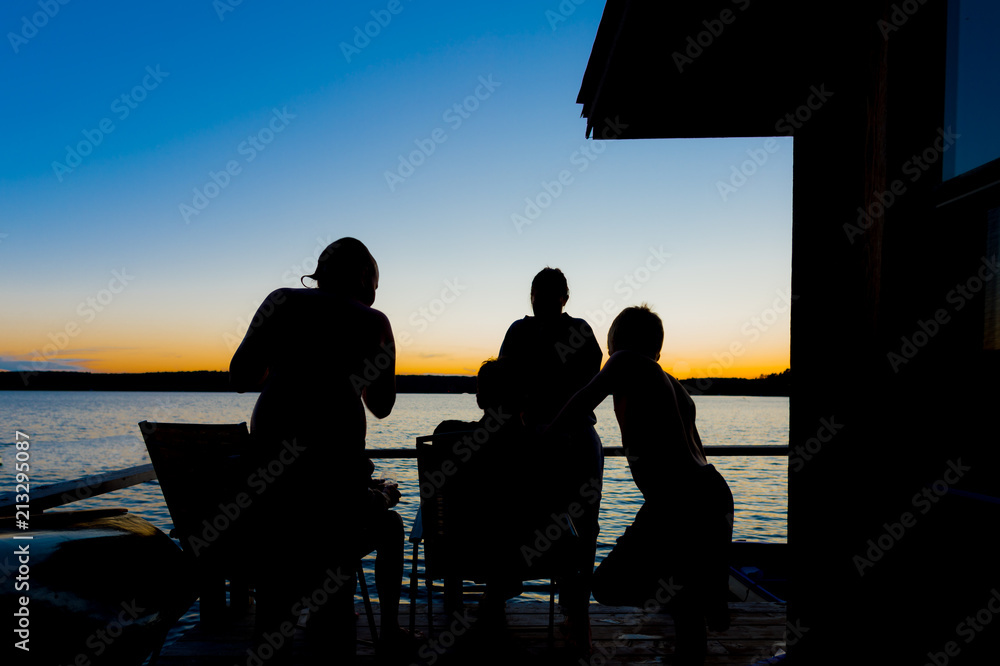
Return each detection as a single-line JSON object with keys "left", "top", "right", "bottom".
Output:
{"left": 0, "top": 369, "right": 790, "bottom": 397}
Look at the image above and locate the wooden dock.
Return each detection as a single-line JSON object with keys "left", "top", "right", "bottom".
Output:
{"left": 155, "top": 599, "right": 787, "bottom": 665}
{"left": 0, "top": 445, "right": 788, "bottom": 665}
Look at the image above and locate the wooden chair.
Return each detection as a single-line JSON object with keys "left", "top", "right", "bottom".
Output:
{"left": 408, "top": 431, "right": 577, "bottom": 642}
{"left": 139, "top": 421, "right": 255, "bottom": 623}
{"left": 139, "top": 420, "right": 379, "bottom": 637}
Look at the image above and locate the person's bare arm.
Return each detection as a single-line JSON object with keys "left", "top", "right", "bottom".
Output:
{"left": 545, "top": 351, "right": 622, "bottom": 431}
{"left": 361, "top": 308, "right": 396, "bottom": 419}
{"left": 229, "top": 290, "right": 283, "bottom": 393}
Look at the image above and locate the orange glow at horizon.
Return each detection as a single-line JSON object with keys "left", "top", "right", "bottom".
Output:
{"left": 6, "top": 334, "right": 789, "bottom": 379}
{"left": 53, "top": 350, "right": 790, "bottom": 379}
{"left": 399, "top": 356, "right": 790, "bottom": 380}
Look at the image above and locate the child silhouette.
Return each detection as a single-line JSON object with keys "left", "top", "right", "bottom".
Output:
{"left": 547, "top": 305, "right": 734, "bottom": 665}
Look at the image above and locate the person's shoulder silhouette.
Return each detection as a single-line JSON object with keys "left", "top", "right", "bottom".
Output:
{"left": 499, "top": 267, "right": 601, "bottom": 424}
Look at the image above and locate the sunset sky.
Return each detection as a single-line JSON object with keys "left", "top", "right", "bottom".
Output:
{"left": 0, "top": 1, "right": 793, "bottom": 379}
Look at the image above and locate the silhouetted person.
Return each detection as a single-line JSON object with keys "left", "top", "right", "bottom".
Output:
{"left": 431, "top": 358, "right": 585, "bottom": 666}
{"left": 432, "top": 358, "right": 531, "bottom": 624}
{"left": 498, "top": 267, "right": 603, "bottom": 654}
{"left": 547, "top": 305, "right": 734, "bottom": 666}
{"left": 230, "top": 237, "right": 401, "bottom": 664}
{"left": 499, "top": 268, "right": 602, "bottom": 428}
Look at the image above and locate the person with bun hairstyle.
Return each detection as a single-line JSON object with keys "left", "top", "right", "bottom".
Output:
{"left": 231, "top": 237, "right": 411, "bottom": 663}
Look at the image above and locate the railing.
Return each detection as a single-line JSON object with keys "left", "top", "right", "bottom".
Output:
{"left": 0, "top": 445, "right": 788, "bottom": 516}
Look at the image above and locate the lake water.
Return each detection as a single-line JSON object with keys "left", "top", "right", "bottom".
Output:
{"left": 0, "top": 391, "right": 786, "bottom": 617}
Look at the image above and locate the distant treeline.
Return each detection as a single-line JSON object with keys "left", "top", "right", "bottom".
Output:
{"left": 0, "top": 369, "right": 790, "bottom": 396}
{"left": 682, "top": 369, "right": 791, "bottom": 397}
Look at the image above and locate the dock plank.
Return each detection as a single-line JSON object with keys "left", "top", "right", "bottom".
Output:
{"left": 155, "top": 600, "right": 786, "bottom": 665}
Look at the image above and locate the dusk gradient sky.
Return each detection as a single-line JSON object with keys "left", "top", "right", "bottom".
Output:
{"left": 1, "top": 1, "right": 793, "bottom": 379}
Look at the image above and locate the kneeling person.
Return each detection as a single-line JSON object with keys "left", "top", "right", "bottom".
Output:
{"left": 547, "top": 305, "right": 734, "bottom": 666}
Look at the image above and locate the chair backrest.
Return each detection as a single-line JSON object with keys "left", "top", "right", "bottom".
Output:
{"left": 138, "top": 421, "right": 251, "bottom": 561}
{"left": 416, "top": 427, "right": 578, "bottom": 589}
{"left": 416, "top": 430, "right": 495, "bottom": 581}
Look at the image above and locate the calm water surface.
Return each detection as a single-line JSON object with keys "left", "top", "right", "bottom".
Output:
{"left": 0, "top": 391, "right": 786, "bottom": 614}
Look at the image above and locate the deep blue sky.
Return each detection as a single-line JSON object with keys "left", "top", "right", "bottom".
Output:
{"left": 0, "top": 1, "right": 793, "bottom": 376}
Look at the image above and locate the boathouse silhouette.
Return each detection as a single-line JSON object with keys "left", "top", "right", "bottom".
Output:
{"left": 577, "top": 1, "right": 1000, "bottom": 663}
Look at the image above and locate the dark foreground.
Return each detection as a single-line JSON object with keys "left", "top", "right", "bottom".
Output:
{"left": 155, "top": 599, "right": 787, "bottom": 665}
